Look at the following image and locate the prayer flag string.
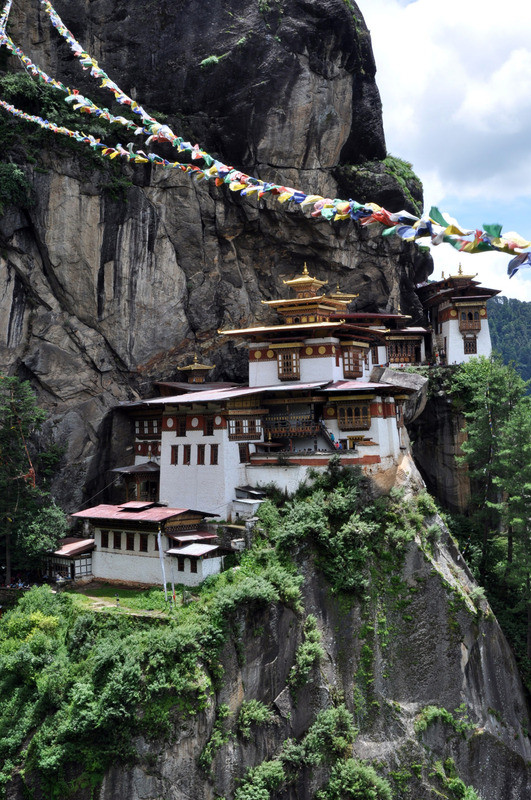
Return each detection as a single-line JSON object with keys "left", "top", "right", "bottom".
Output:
{"left": 1, "top": 0, "right": 530, "bottom": 278}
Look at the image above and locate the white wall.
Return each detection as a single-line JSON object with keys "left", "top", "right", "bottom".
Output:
{"left": 444, "top": 319, "right": 492, "bottom": 364}
{"left": 159, "top": 425, "right": 249, "bottom": 517}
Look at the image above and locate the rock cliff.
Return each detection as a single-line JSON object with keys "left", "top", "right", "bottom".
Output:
{"left": 0, "top": 0, "right": 430, "bottom": 508}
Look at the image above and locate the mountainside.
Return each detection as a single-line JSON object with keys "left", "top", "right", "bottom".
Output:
{"left": 2, "top": 470, "right": 530, "bottom": 800}
{"left": 487, "top": 297, "right": 531, "bottom": 385}
{"left": 0, "top": 0, "right": 429, "bottom": 510}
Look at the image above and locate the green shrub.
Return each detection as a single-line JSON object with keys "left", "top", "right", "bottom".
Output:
{"left": 316, "top": 758, "right": 393, "bottom": 800}
{"left": 414, "top": 705, "right": 474, "bottom": 737}
{"left": 234, "top": 759, "right": 285, "bottom": 800}
{"left": 0, "top": 163, "right": 33, "bottom": 213}
{"left": 288, "top": 615, "right": 324, "bottom": 691}
{"left": 237, "top": 700, "right": 274, "bottom": 740}
{"left": 303, "top": 705, "right": 356, "bottom": 764}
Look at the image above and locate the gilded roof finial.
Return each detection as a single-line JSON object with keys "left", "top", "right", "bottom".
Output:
{"left": 458, "top": 263, "right": 463, "bottom": 275}
{"left": 441, "top": 271, "right": 445, "bottom": 279}
{"left": 302, "top": 262, "right": 309, "bottom": 276}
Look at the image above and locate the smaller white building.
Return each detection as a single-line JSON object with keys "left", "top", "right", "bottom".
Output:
{"left": 417, "top": 268, "right": 499, "bottom": 364}
{"left": 71, "top": 501, "right": 224, "bottom": 587}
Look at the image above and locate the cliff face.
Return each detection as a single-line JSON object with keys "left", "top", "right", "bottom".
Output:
{"left": 94, "top": 522, "right": 531, "bottom": 800}
{"left": 0, "top": 0, "right": 430, "bottom": 508}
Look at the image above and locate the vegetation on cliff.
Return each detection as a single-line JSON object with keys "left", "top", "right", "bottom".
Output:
{"left": 487, "top": 296, "right": 531, "bottom": 384}
{"left": 0, "top": 461, "right": 495, "bottom": 800}
{"left": 0, "top": 377, "right": 67, "bottom": 584}
{"left": 439, "top": 356, "right": 531, "bottom": 688}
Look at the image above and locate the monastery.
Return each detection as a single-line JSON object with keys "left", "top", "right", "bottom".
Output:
{"left": 58, "top": 266, "right": 498, "bottom": 587}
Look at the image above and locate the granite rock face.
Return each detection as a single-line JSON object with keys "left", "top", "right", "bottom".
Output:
{"left": 0, "top": 0, "right": 431, "bottom": 507}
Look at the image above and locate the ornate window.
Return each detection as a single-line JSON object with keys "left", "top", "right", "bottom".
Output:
{"left": 387, "top": 341, "right": 417, "bottom": 364}
{"left": 210, "top": 444, "right": 219, "bottom": 465}
{"left": 464, "top": 337, "right": 477, "bottom": 354}
{"left": 458, "top": 308, "right": 481, "bottom": 331}
{"left": 277, "top": 348, "right": 300, "bottom": 380}
{"left": 342, "top": 346, "right": 364, "bottom": 378}
{"left": 177, "top": 418, "right": 187, "bottom": 437}
{"left": 228, "top": 418, "right": 263, "bottom": 440}
{"left": 238, "top": 443, "right": 250, "bottom": 463}
{"left": 337, "top": 403, "right": 371, "bottom": 430}
{"left": 203, "top": 417, "right": 214, "bottom": 436}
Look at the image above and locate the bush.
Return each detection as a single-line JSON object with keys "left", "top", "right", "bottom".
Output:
{"left": 288, "top": 615, "right": 324, "bottom": 691}
{"left": 316, "top": 758, "right": 393, "bottom": 800}
{"left": 238, "top": 700, "right": 274, "bottom": 740}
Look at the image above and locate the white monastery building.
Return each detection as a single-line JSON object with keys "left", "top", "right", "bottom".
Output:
{"left": 70, "top": 264, "right": 498, "bottom": 586}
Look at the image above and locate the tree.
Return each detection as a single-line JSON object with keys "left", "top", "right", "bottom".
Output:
{"left": 0, "top": 376, "right": 67, "bottom": 583}
{"left": 449, "top": 356, "right": 529, "bottom": 580}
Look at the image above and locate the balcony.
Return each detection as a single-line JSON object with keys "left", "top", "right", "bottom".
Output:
{"left": 263, "top": 417, "right": 321, "bottom": 438}
{"left": 459, "top": 319, "right": 481, "bottom": 332}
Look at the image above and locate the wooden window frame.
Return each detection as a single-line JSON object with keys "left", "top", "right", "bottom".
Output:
{"left": 464, "top": 336, "right": 477, "bottom": 355}
{"left": 183, "top": 444, "right": 191, "bottom": 465}
{"left": 113, "top": 531, "right": 121, "bottom": 550}
{"left": 197, "top": 444, "right": 205, "bottom": 465}
{"left": 171, "top": 444, "right": 179, "bottom": 465}
{"left": 337, "top": 403, "right": 371, "bottom": 431}
{"left": 139, "top": 534, "right": 148, "bottom": 553}
{"left": 277, "top": 348, "right": 300, "bottom": 381}
{"left": 101, "top": 530, "right": 109, "bottom": 548}
{"left": 238, "top": 443, "right": 250, "bottom": 463}
{"left": 126, "top": 532, "right": 135, "bottom": 551}
{"left": 203, "top": 417, "right": 214, "bottom": 436}
{"left": 190, "top": 559, "right": 198, "bottom": 574}
{"left": 342, "top": 346, "right": 364, "bottom": 378}
{"left": 177, "top": 418, "right": 187, "bottom": 437}
{"left": 210, "top": 443, "right": 219, "bottom": 465}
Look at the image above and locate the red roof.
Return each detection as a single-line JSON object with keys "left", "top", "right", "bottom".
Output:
{"left": 54, "top": 538, "right": 95, "bottom": 557}
{"left": 144, "top": 381, "right": 328, "bottom": 406}
{"left": 71, "top": 504, "right": 212, "bottom": 523}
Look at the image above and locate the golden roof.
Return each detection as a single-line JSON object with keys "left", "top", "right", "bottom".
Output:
{"left": 282, "top": 262, "right": 327, "bottom": 290}
{"left": 179, "top": 354, "right": 214, "bottom": 371}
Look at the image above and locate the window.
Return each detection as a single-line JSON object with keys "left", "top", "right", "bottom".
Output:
{"left": 342, "top": 347, "right": 364, "bottom": 378}
{"left": 139, "top": 534, "right": 148, "bottom": 553}
{"left": 178, "top": 556, "right": 185, "bottom": 571}
{"left": 387, "top": 341, "right": 417, "bottom": 364}
{"left": 228, "top": 417, "right": 262, "bottom": 440}
{"left": 464, "top": 337, "right": 477, "bottom": 354}
{"left": 183, "top": 444, "right": 191, "bottom": 465}
{"left": 210, "top": 444, "right": 219, "bottom": 465}
{"left": 154, "top": 535, "right": 159, "bottom": 552}
{"left": 171, "top": 445, "right": 179, "bottom": 465}
{"left": 197, "top": 444, "right": 205, "bottom": 465}
{"left": 101, "top": 530, "right": 109, "bottom": 548}
{"left": 337, "top": 403, "right": 371, "bottom": 430}
{"left": 177, "top": 418, "right": 187, "bottom": 437}
{"left": 277, "top": 348, "right": 300, "bottom": 380}
{"left": 113, "top": 531, "right": 121, "bottom": 550}
{"left": 204, "top": 417, "right": 214, "bottom": 436}
{"left": 370, "top": 345, "right": 379, "bottom": 365}
{"left": 126, "top": 532, "right": 135, "bottom": 551}
{"left": 239, "top": 443, "right": 250, "bottom": 463}
{"left": 190, "top": 559, "right": 198, "bottom": 574}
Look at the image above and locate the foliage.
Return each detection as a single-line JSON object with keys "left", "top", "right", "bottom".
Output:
{"left": 0, "top": 376, "right": 68, "bottom": 580}
{"left": 430, "top": 759, "right": 482, "bottom": 800}
{"left": 382, "top": 154, "right": 423, "bottom": 215}
{"left": 198, "top": 704, "right": 231, "bottom": 771}
{"left": 257, "top": 459, "right": 426, "bottom": 598}
{"left": 0, "top": 162, "right": 33, "bottom": 214}
{"left": 316, "top": 759, "right": 393, "bottom": 800}
{"left": 447, "top": 356, "right": 531, "bottom": 686}
{"left": 487, "top": 296, "right": 531, "bottom": 384}
{"left": 234, "top": 759, "right": 285, "bottom": 800}
{"left": 288, "top": 614, "right": 324, "bottom": 691}
{"left": 302, "top": 705, "right": 356, "bottom": 764}
{"left": 0, "top": 533, "right": 304, "bottom": 796}
{"left": 237, "top": 700, "right": 274, "bottom": 740}
{"left": 414, "top": 705, "right": 475, "bottom": 737}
